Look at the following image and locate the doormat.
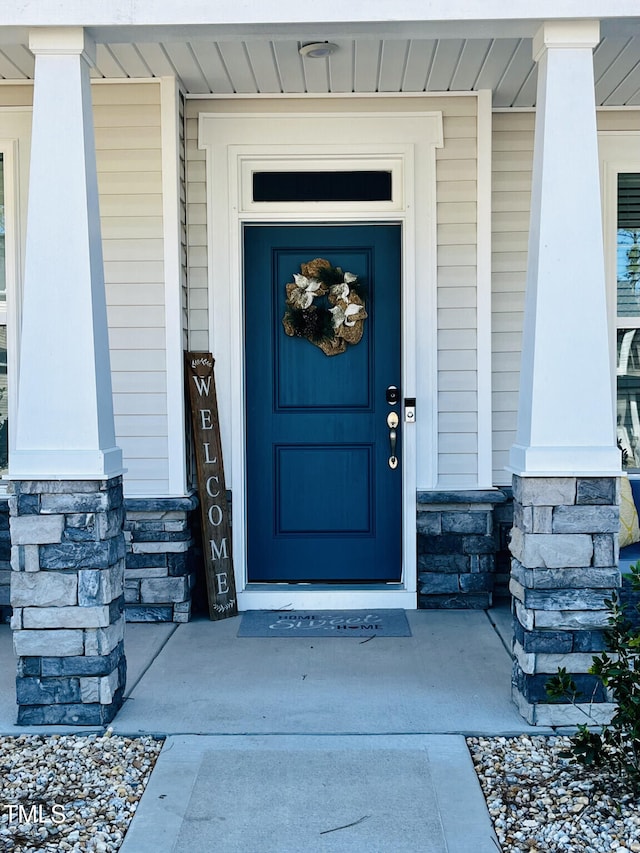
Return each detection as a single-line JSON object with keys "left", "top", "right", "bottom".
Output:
{"left": 237, "top": 609, "right": 411, "bottom": 638}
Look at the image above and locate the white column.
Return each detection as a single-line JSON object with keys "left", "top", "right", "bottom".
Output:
{"left": 509, "top": 20, "right": 620, "bottom": 477}
{"left": 9, "top": 27, "right": 122, "bottom": 480}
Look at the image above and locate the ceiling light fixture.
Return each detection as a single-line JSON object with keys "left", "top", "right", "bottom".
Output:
{"left": 298, "top": 42, "right": 339, "bottom": 59}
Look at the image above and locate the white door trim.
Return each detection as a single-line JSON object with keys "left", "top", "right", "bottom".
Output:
{"left": 199, "top": 102, "right": 443, "bottom": 610}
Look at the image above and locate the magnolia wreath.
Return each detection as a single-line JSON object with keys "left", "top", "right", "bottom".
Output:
{"left": 281, "top": 258, "right": 368, "bottom": 357}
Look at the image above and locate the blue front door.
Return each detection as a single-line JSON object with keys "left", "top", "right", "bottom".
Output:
{"left": 245, "top": 224, "right": 402, "bottom": 582}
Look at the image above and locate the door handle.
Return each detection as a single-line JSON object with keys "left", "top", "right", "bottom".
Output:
{"left": 387, "top": 411, "right": 399, "bottom": 469}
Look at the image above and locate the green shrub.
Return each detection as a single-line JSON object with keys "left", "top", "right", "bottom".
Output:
{"left": 545, "top": 561, "right": 640, "bottom": 791}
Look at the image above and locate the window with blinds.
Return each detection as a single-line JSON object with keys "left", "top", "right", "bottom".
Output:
{"left": 0, "top": 154, "right": 7, "bottom": 473}
{"left": 0, "top": 154, "right": 4, "bottom": 304}
{"left": 616, "top": 172, "right": 640, "bottom": 470}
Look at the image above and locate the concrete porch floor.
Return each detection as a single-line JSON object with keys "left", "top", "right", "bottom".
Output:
{"left": 1, "top": 603, "right": 535, "bottom": 736}
{"left": 119, "top": 604, "right": 538, "bottom": 737}
{"left": 0, "top": 605, "right": 549, "bottom": 852}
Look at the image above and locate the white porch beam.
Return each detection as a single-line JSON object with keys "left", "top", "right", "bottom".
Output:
{"left": 508, "top": 20, "right": 620, "bottom": 477}
{"left": 8, "top": 27, "right": 123, "bottom": 480}
{"left": 0, "top": 1, "right": 639, "bottom": 28}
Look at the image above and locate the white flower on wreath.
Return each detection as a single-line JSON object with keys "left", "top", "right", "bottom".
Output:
{"left": 330, "top": 300, "right": 363, "bottom": 330}
{"left": 288, "top": 274, "right": 323, "bottom": 309}
{"left": 329, "top": 272, "right": 358, "bottom": 303}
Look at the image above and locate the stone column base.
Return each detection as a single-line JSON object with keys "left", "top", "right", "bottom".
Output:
{"left": 510, "top": 475, "right": 619, "bottom": 726}
{"left": 10, "top": 477, "right": 126, "bottom": 725}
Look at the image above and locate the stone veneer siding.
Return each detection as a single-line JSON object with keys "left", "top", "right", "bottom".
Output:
{"left": 417, "top": 490, "right": 508, "bottom": 608}
{"left": 10, "top": 477, "right": 127, "bottom": 725}
{"left": 509, "top": 475, "right": 620, "bottom": 726}
{"left": 0, "top": 499, "right": 11, "bottom": 623}
{"left": 123, "top": 495, "right": 199, "bottom": 623}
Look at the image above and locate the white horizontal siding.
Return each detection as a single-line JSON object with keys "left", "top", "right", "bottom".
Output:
{"left": 115, "top": 414, "right": 168, "bottom": 436}
{"left": 439, "top": 412, "right": 477, "bottom": 433}
{"left": 94, "top": 81, "right": 170, "bottom": 496}
{"left": 100, "top": 194, "right": 164, "bottom": 217}
{"left": 439, "top": 329, "right": 477, "bottom": 351}
{"left": 598, "top": 111, "right": 640, "bottom": 132}
{"left": 110, "top": 350, "right": 166, "bottom": 371}
{"left": 0, "top": 84, "right": 32, "bottom": 106}
{"left": 107, "top": 283, "right": 166, "bottom": 305}
{"left": 113, "top": 393, "right": 167, "bottom": 415}
{"left": 102, "top": 217, "right": 164, "bottom": 240}
{"left": 111, "top": 371, "right": 167, "bottom": 393}
{"left": 97, "top": 149, "right": 163, "bottom": 173}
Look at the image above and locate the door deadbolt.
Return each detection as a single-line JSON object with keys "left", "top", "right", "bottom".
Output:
{"left": 386, "top": 385, "right": 399, "bottom": 405}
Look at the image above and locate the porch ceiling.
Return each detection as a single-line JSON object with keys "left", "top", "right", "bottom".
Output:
{"left": 0, "top": 29, "right": 639, "bottom": 106}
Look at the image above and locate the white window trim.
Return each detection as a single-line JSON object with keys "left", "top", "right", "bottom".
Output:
{"left": 239, "top": 152, "right": 405, "bottom": 214}
{"left": 601, "top": 132, "right": 640, "bottom": 334}
{"left": 600, "top": 132, "right": 640, "bottom": 472}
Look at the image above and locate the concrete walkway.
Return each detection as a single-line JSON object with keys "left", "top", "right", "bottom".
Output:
{"left": 1, "top": 605, "right": 547, "bottom": 851}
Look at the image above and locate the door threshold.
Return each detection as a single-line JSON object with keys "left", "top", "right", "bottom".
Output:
{"left": 237, "top": 586, "right": 416, "bottom": 611}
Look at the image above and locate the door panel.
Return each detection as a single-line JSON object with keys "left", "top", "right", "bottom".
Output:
{"left": 245, "top": 224, "right": 402, "bottom": 583}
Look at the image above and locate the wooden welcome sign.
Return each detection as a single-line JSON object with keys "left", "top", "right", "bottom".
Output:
{"left": 185, "top": 352, "right": 237, "bottom": 620}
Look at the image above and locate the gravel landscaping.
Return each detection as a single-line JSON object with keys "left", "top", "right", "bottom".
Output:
{"left": 468, "top": 734, "right": 640, "bottom": 853}
{"left": 0, "top": 730, "right": 163, "bottom": 852}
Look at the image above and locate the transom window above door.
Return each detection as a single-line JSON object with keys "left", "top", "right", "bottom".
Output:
{"left": 252, "top": 170, "right": 393, "bottom": 202}
{"left": 237, "top": 153, "right": 406, "bottom": 214}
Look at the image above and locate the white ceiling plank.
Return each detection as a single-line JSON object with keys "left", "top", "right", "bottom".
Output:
{"left": 354, "top": 39, "right": 380, "bottom": 92}
{"left": 426, "top": 39, "right": 465, "bottom": 91}
{"left": 0, "top": 48, "right": 28, "bottom": 79}
{"left": 136, "top": 43, "right": 180, "bottom": 78}
{"left": 594, "top": 37, "right": 632, "bottom": 82}
{"left": 603, "top": 53, "right": 640, "bottom": 105}
{"left": 328, "top": 40, "right": 354, "bottom": 93}
{"left": 217, "top": 42, "right": 258, "bottom": 93}
{"left": 162, "top": 42, "right": 210, "bottom": 93}
{"left": 301, "top": 49, "right": 330, "bottom": 93}
{"left": 474, "top": 38, "right": 520, "bottom": 92}
{"left": 626, "top": 86, "right": 640, "bottom": 105}
{"left": 402, "top": 40, "right": 437, "bottom": 91}
{"left": 108, "top": 43, "right": 153, "bottom": 78}
{"left": 511, "top": 64, "right": 538, "bottom": 107}
{"left": 492, "top": 39, "right": 535, "bottom": 108}
{"left": 190, "top": 42, "right": 235, "bottom": 93}
{"left": 596, "top": 38, "right": 640, "bottom": 103}
{"left": 244, "top": 41, "right": 282, "bottom": 93}
{"left": 378, "top": 40, "right": 409, "bottom": 92}
{"left": 1, "top": 44, "right": 34, "bottom": 78}
{"left": 95, "top": 44, "right": 128, "bottom": 78}
{"left": 272, "top": 41, "right": 305, "bottom": 93}
{"left": 450, "top": 39, "right": 491, "bottom": 90}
